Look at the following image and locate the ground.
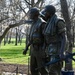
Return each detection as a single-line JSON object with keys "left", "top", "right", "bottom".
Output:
{"left": 0, "top": 63, "right": 75, "bottom": 75}
{"left": 0, "top": 63, "right": 29, "bottom": 75}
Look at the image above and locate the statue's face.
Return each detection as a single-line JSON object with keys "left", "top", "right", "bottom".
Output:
{"left": 44, "top": 11, "right": 51, "bottom": 21}
{"left": 29, "top": 13, "right": 35, "bottom": 20}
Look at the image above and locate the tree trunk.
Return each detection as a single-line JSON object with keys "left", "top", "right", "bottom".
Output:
{"left": 31, "top": 0, "right": 34, "bottom": 7}
{"left": 15, "top": 28, "right": 18, "bottom": 46}
{"left": 8, "top": 34, "right": 12, "bottom": 44}
{"left": 4, "top": 37, "right": 6, "bottom": 46}
{"left": 60, "top": 0, "right": 73, "bottom": 70}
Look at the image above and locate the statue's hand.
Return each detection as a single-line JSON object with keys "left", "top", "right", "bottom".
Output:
{"left": 23, "top": 48, "right": 28, "bottom": 55}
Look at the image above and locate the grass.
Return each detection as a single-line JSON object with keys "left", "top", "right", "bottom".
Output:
{"left": 0, "top": 40, "right": 75, "bottom": 68}
{"left": 0, "top": 39, "right": 30, "bottom": 64}
{"left": 72, "top": 48, "right": 75, "bottom": 68}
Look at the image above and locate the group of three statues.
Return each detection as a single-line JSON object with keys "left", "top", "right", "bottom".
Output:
{"left": 23, "top": 5, "right": 68, "bottom": 75}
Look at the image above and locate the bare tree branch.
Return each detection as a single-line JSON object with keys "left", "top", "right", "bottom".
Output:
{"left": 0, "top": 20, "right": 32, "bottom": 43}
{"left": 39, "top": 1, "right": 43, "bottom": 10}
{"left": 34, "top": 0, "right": 43, "bottom": 7}
{"left": 19, "top": 4, "right": 27, "bottom": 14}
{"left": 68, "top": 0, "right": 72, "bottom": 8}
{"left": 0, "top": 17, "right": 9, "bottom": 23}
{"left": 0, "top": 0, "right": 44, "bottom": 44}
{"left": 24, "top": 0, "right": 31, "bottom": 5}
{"left": 70, "top": 3, "right": 75, "bottom": 21}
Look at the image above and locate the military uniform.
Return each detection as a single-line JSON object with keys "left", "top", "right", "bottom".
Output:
{"left": 29, "top": 17, "right": 48, "bottom": 75}
{"left": 43, "top": 14, "right": 67, "bottom": 75}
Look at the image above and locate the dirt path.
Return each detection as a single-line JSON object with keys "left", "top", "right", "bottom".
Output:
{"left": 0, "top": 63, "right": 29, "bottom": 74}
{"left": 0, "top": 63, "right": 75, "bottom": 75}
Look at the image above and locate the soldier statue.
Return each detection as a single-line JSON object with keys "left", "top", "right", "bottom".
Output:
{"left": 23, "top": 7, "right": 48, "bottom": 75}
{"left": 42, "top": 5, "right": 68, "bottom": 75}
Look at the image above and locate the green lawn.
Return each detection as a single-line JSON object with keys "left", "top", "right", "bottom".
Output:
{"left": 0, "top": 41, "right": 75, "bottom": 68}
{"left": 73, "top": 48, "right": 75, "bottom": 68}
{"left": 0, "top": 41, "right": 29, "bottom": 64}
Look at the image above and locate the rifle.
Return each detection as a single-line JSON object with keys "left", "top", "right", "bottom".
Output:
{"left": 35, "top": 52, "right": 75, "bottom": 70}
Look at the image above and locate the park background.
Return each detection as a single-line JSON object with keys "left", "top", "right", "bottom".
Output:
{"left": 0, "top": 0, "right": 75, "bottom": 75}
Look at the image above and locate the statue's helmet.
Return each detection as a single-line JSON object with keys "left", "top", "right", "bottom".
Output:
{"left": 29, "top": 7, "right": 39, "bottom": 15}
{"left": 43, "top": 5, "right": 56, "bottom": 15}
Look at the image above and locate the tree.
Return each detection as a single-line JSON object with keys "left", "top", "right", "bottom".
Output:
{"left": 60, "top": 0, "right": 75, "bottom": 70}
{"left": 0, "top": 0, "right": 44, "bottom": 44}
{"left": 44, "top": 0, "right": 75, "bottom": 71}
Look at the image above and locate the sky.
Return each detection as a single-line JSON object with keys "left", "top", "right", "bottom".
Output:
{"left": 2, "top": 0, "right": 75, "bottom": 18}
{"left": 45, "top": 0, "right": 58, "bottom": 5}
